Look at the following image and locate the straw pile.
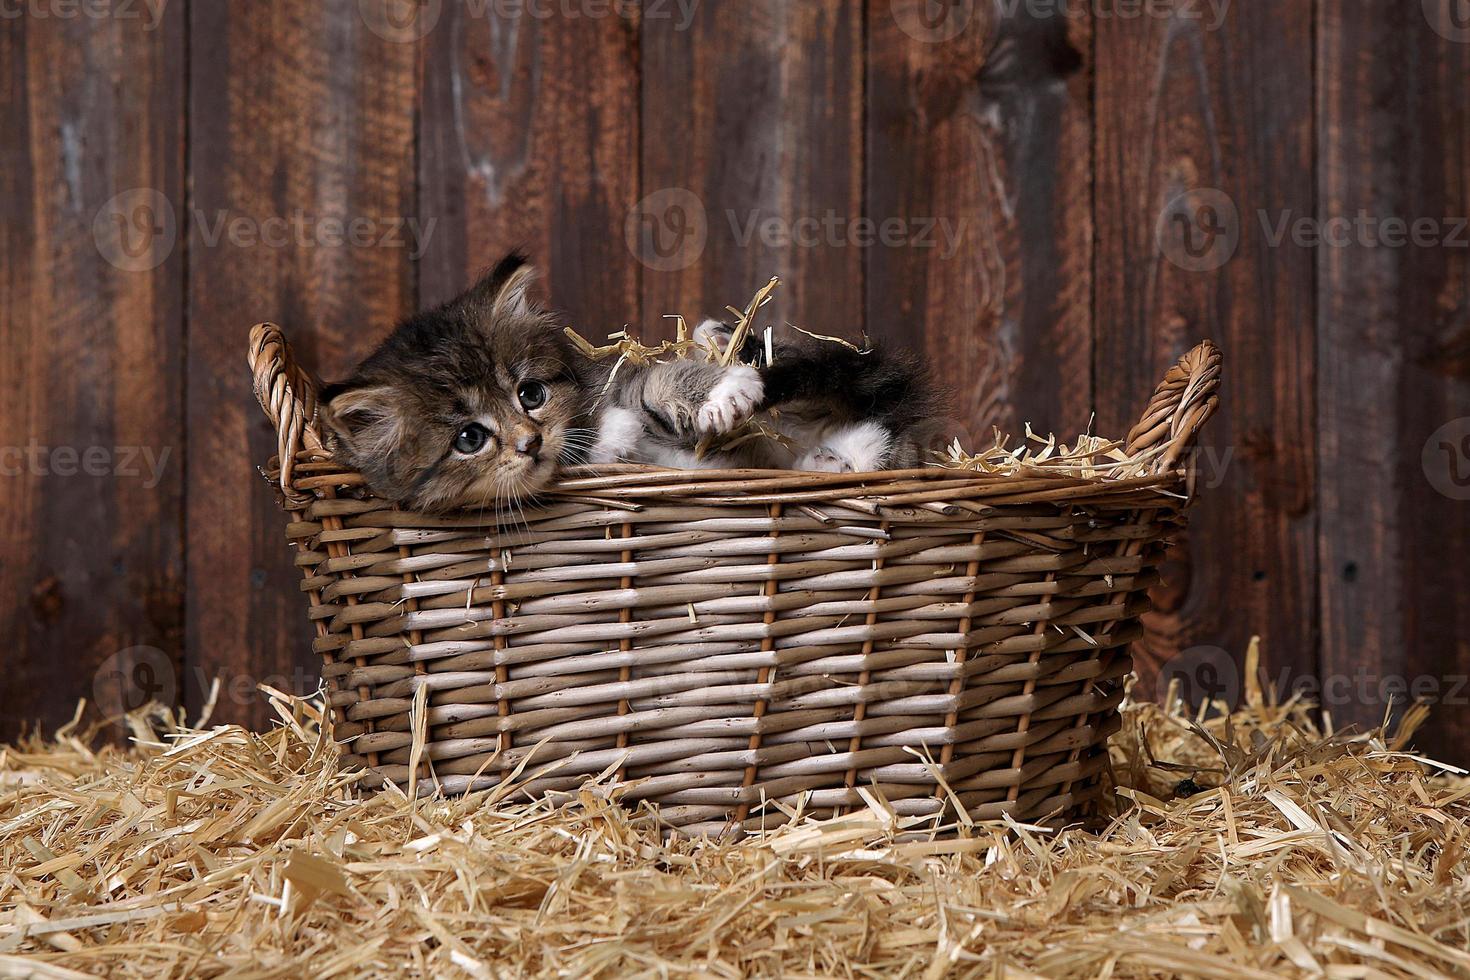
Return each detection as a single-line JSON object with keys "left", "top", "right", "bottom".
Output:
{"left": 3, "top": 641, "right": 1468, "bottom": 979}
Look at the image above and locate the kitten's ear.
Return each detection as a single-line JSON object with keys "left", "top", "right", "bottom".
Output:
{"left": 320, "top": 384, "right": 417, "bottom": 493}
{"left": 467, "top": 250, "right": 541, "bottom": 320}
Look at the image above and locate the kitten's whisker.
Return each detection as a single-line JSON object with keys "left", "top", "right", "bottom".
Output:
{"left": 493, "top": 480, "right": 515, "bottom": 536}
{"left": 473, "top": 481, "right": 499, "bottom": 535}
{"left": 507, "top": 484, "right": 530, "bottom": 539}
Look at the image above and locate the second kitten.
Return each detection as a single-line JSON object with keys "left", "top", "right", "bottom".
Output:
{"left": 594, "top": 320, "right": 948, "bottom": 472}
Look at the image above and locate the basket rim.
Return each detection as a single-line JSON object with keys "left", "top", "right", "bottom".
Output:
{"left": 262, "top": 455, "right": 1202, "bottom": 516}
{"left": 249, "top": 323, "right": 1223, "bottom": 509}
{"left": 278, "top": 457, "right": 1185, "bottom": 485}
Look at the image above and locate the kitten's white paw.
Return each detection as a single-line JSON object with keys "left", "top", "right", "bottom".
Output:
{"left": 696, "top": 365, "right": 763, "bottom": 435}
{"left": 798, "top": 446, "right": 854, "bottom": 473}
{"left": 801, "top": 422, "right": 893, "bottom": 473}
{"left": 694, "top": 318, "right": 733, "bottom": 355}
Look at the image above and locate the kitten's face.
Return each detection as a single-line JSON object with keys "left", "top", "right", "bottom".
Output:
{"left": 321, "top": 254, "right": 597, "bottom": 512}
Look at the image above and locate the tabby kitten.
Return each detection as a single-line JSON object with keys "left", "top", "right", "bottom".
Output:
{"left": 320, "top": 253, "right": 603, "bottom": 512}
{"left": 595, "top": 319, "right": 949, "bottom": 472}
{"left": 320, "top": 253, "right": 759, "bottom": 511}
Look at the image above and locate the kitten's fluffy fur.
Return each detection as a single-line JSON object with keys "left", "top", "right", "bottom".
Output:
{"left": 321, "top": 253, "right": 602, "bottom": 512}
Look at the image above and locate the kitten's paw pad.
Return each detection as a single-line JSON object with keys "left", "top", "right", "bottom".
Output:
{"left": 799, "top": 447, "right": 855, "bottom": 473}
{"left": 696, "top": 366, "right": 763, "bottom": 435}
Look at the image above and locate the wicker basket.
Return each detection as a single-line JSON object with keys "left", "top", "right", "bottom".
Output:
{"left": 248, "top": 326, "right": 1221, "bottom": 835}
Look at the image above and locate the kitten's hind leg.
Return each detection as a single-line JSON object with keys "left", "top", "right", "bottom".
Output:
{"left": 797, "top": 421, "right": 894, "bottom": 473}
{"left": 797, "top": 446, "right": 853, "bottom": 473}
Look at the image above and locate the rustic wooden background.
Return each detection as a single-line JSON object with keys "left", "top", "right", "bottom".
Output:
{"left": 3, "top": 0, "right": 1467, "bottom": 759}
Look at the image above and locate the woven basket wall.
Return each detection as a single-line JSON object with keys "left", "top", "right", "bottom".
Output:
{"left": 249, "top": 327, "right": 1221, "bottom": 836}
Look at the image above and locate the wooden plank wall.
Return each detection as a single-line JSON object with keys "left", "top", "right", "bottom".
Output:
{"left": 1, "top": 3, "right": 187, "bottom": 734}
{"left": 1317, "top": 0, "right": 1470, "bottom": 746}
{"left": 186, "top": 0, "right": 418, "bottom": 726}
{"left": 869, "top": 1, "right": 1093, "bottom": 444}
{"left": 1094, "top": 0, "right": 1319, "bottom": 708}
{"left": 2, "top": 0, "right": 1467, "bottom": 761}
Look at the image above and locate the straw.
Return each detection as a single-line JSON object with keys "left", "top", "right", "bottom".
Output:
{"left": 3, "top": 647, "right": 1466, "bottom": 978}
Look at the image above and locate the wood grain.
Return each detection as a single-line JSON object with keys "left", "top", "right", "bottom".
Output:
{"left": 0, "top": 7, "right": 186, "bottom": 740}
{"left": 418, "top": 2, "right": 640, "bottom": 330}
{"left": 1093, "top": 0, "right": 1317, "bottom": 699}
{"left": 1317, "top": 0, "right": 1470, "bottom": 750}
{"left": 866, "top": 0, "right": 1093, "bottom": 447}
{"left": 639, "top": 0, "right": 863, "bottom": 340}
{"left": 186, "top": 0, "right": 417, "bottom": 727}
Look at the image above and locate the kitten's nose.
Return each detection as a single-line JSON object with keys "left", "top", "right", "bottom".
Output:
{"left": 515, "top": 432, "right": 543, "bottom": 460}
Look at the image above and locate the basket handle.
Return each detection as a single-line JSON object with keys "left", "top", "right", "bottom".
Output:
{"left": 1123, "top": 339, "right": 1223, "bottom": 478}
{"left": 248, "top": 322, "right": 327, "bottom": 502}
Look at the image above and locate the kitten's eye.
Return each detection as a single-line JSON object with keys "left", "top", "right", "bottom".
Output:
{"left": 517, "top": 379, "right": 548, "bottom": 411}
{"left": 453, "top": 423, "right": 491, "bottom": 455}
